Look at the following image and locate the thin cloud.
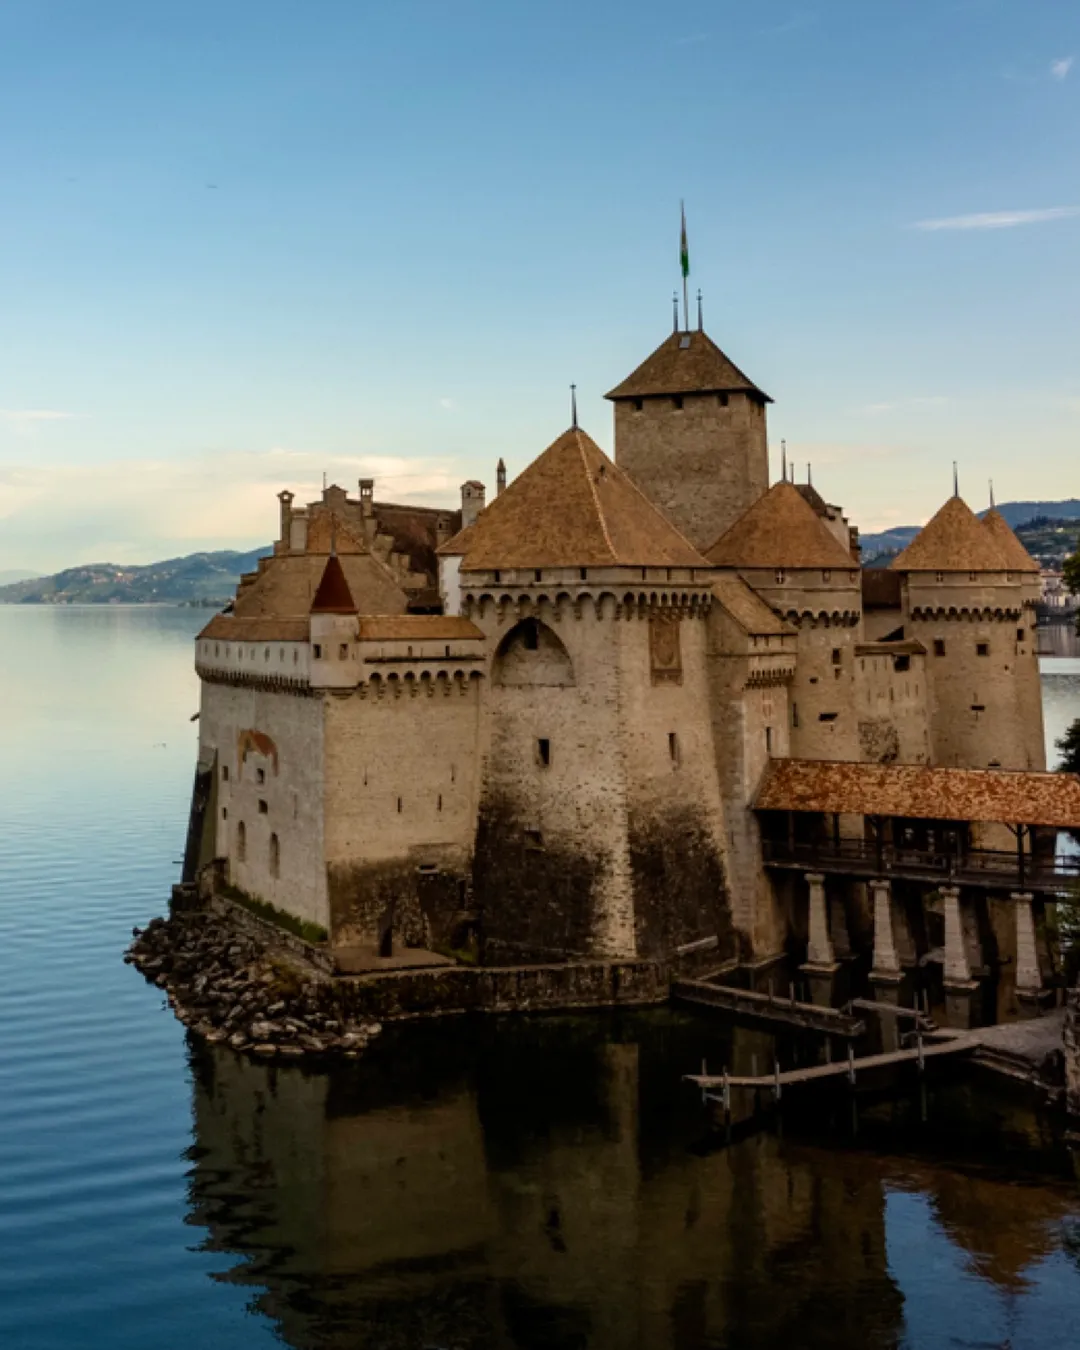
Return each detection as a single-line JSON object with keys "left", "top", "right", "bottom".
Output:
{"left": 1051, "top": 56, "right": 1074, "bottom": 81}
{"left": 913, "top": 207, "right": 1080, "bottom": 231}
{"left": 0, "top": 409, "right": 77, "bottom": 424}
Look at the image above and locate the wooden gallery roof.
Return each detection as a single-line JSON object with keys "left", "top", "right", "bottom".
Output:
{"left": 755, "top": 759, "right": 1080, "bottom": 828}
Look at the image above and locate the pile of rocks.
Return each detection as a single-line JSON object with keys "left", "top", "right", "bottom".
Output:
{"left": 126, "top": 912, "right": 381, "bottom": 1062}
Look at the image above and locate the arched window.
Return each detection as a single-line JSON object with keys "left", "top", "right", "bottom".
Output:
{"left": 236, "top": 820, "right": 246, "bottom": 862}
{"left": 493, "top": 619, "right": 575, "bottom": 688}
{"left": 269, "top": 832, "right": 280, "bottom": 879}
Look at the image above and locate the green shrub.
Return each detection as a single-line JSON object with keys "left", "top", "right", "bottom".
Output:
{"left": 220, "top": 883, "right": 328, "bottom": 945}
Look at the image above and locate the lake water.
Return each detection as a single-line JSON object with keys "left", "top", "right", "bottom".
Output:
{"left": 2, "top": 606, "right": 1080, "bottom": 1350}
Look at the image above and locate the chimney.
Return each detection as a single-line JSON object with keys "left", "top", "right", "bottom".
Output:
{"left": 460, "top": 480, "right": 486, "bottom": 529}
{"left": 359, "top": 478, "right": 374, "bottom": 520}
{"left": 496, "top": 458, "right": 506, "bottom": 496}
{"left": 277, "top": 490, "right": 295, "bottom": 546}
{"left": 435, "top": 514, "right": 453, "bottom": 546}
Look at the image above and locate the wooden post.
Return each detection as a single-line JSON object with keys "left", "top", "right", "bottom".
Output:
{"left": 774, "top": 1059, "right": 782, "bottom": 1101}
{"left": 847, "top": 1044, "right": 856, "bottom": 1086}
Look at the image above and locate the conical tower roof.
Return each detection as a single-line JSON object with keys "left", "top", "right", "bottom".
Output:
{"left": 310, "top": 553, "right": 358, "bottom": 613}
{"left": 981, "top": 508, "right": 1040, "bottom": 574}
{"left": 458, "top": 426, "right": 709, "bottom": 571}
{"left": 705, "top": 480, "right": 855, "bottom": 570}
{"left": 605, "top": 328, "right": 771, "bottom": 402}
{"left": 890, "top": 496, "right": 1010, "bottom": 573}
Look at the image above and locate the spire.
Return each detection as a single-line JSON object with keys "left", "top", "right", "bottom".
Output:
{"left": 780, "top": 440, "right": 787, "bottom": 484}
{"left": 953, "top": 461, "right": 959, "bottom": 498}
{"left": 696, "top": 288, "right": 703, "bottom": 332}
{"left": 807, "top": 463, "right": 813, "bottom": 488}
{"left": 672, "top": 291, "right": 679, "bottom": 333}
{"left": 989, "top": 478, "right": 995, "bottom": 509}
{"left": 570, "top": 383, "right": 578, "bottom": 429}
{"left": 496, "top": 458, "right": 506, "bottom": 496}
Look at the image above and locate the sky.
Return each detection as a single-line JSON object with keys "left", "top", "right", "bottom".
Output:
{"left": 1, "top": 0, "right": 1078, "bottom": 574}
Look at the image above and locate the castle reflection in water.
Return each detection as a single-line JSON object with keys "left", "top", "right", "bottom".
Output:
{"left": 183, "top": 1014, "right": 1080, "bottom": 1350}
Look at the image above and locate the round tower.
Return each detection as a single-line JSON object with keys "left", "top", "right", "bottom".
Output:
{"left": 890, "top": 496, "right": 1040, "bottom": 770}
{"left": 606, "top": 326, "right": 771, "bottom": 551}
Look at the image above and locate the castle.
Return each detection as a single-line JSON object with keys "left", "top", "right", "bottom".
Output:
{"left": 185, "top": 310, "right": 1080, "bottom": 1023}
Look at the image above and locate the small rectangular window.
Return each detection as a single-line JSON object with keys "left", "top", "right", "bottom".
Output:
{"left": 668, "top": 732, "right": 680, "bottom": 764}
{"left": 313, "top": 644, "right": 322, "bottom": 659}
{"left": 894, "top": 655, "right": 910, "bottom": 673}
{"left": 792, "top": 703, "right": 800, "bottom": 729}
{"left": 534, "top": 569, "right": 542, "bottom": 583}
{"left": 257, "top": 767, "right": 265, "bottom": 784}
{"left": 397, "top": 796, "right": 403, "bottom": 813}
{"left": 579, "top": 568, "right": 588, "bottom": 581}
{"left": 339, "top": 643, "right": 348, "bottom": 660}
{"left": 258, "top": 799, "right": 268, "bottom": 814}
{"left": 633, "top": 398, "right": 643, "bottom": 412}
{"left": 831, "top": 648, "right": 841, "bottom": 665}
{"left": 775, "top": 569, "right": 787, "bottom": 584}
{"left": 525, "top": 829, "right": 544, "bottom": 850}
{"left": 437, "top": 794, "right": 443, "bottom": 812}
{"left": 765, "top": 726, "right": 773, "bottom": 753}
{"left": 1016, "top": 628, "right": 1025, "bottom": 643}
{"left": 933, "top": 639, "right": 946, "bottom": 657}
{"left": 222, "top": 807, "right": 228, "bottom": 820}
{"left": 673, "top": 395, "right": 684, "bottom": 411}
{"left": 976, "top": 642, "right": 989, "bottom": 657}
{"left": 537, "top": 738, "right": 551, "bottom": 766}
{"left": 718, "top": 393, "right": 729, "bottom": 407}
{"left": 221, "top": 765, "right": 229, "bottom": 782}
{"left": 819, "top": 712, "right": 838, "bottom": 723}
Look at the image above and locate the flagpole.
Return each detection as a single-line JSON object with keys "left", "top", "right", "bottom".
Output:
{"left": 680, "top": 200, "right": 690, "bottom": 332}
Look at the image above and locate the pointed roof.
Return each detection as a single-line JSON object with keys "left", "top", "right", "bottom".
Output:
{"left": 310, "top": 554, "right": 358, "bottom": 614}
{"left": 889, "top": 496, "right": 1010, "bottom": 573}
{"left": 982, "top": 507, "right": 1040, "bottom": 574}
{"left": 458, "top": 426, "right": 709, "bottom": 571}
{"left": 705, "top": 481, "right": 855, "bottom": 570}
{"left": 605, "top": 328, "right": 771, "bottom": 402}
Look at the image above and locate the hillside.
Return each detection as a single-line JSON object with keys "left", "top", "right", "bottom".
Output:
{"left": 861, "top": 499, "right": 1080, "bottom": 567}
{"left": 0, "top": 548, "right": 272, "bottom": 605}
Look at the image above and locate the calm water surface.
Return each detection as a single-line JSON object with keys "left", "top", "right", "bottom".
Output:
{"left": 2, "top": 606, "right": 1080, "bottom": 1350}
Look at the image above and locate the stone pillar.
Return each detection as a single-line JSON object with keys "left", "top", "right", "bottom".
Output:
{"left": 870, "top": 878, "right": 899, "bottom": 977}
{"left": 1013, "top": 892, "right": 1040, "bottom": 993}
{"left": 806, "top": 872, "right": 834, "bottom": 966}
{"left": 942, "top": 885, "right": 971, "bottom": 984}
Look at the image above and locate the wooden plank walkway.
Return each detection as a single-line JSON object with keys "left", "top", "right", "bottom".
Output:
{"left": 685, "top": 1035, "right": 977, "bottom": 1092}
{"left": 672, "top": 978, "right": 865, "bottom": 1038}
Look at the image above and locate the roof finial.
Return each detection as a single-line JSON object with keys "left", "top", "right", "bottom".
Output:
{"left": 953, "top": 461, "right": 959, "bottom": 498}
{"left": 672, "top": 290, "right": 679, "bottom": 333}
{"left": 570, "top": 383, "right": 578, "bottom": 429}
{"left": 696, "top": 288, "right": 703, "bottom": 332}
{"left": 679, "top": 201, "right": 690, "bottom": 333}
{"left": 780, "top": 439, "right": 787, "bottom": 484}
{"left": 497, "top": 458, "right": 506, "bottom": 496}
{"left": 807, "top": 463, "right": 812, "bottom": 487}
{"left": 322, "top": 470, "right": 327, "bottom": 492}
{"left": 989, "top": 478, "right": 995, "bottom": 509}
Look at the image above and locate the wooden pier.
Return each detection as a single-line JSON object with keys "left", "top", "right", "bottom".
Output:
{"left": 672, "top": 978, "right": 865, "bottom": 1038}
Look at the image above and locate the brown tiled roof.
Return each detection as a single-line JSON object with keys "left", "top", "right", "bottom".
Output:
{"left": 198, "top": 615, "right": 310, "bottom": 642}
{"left": 982, "top": 508, "right": 1040, "bottom": 574}
{"left": 231, "top": 554, "right": 408, "bottom": 620}
{"left": 705, "top": 481, "right": 856, "bottom": 570}
{"left": 711, "top": 575, "right": 792, "bottom": 635}
{"left": 374, "top": 501, "right": 461, "bottom": 584}
{"left": 436, "top": 521, "right": 475, "bottom": 557}
{"left": 458, "top": 426, "right": 709, "bottom": 571}
{"left": 890, "top": 496, "right": 1009, "bottom": 573}
{"left": 305, "top": 512, "right": 369, "bottom": 554}
{"left": 310, "top": 554, "right": 358, "bottom": 614}
{"left": 357, "top": 616, "right": 484, "bottom": 640}
{"left": 755, "top": 759, "right": 1080, "bottom": 827}
{"left": 794, "top": 482, "right": 830, "bottom": 517}
{"left": 606, "top": 329, "right": 771, "bottom": 402}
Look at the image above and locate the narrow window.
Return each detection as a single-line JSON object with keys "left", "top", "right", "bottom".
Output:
{"left": 339, "top": 643, "right": 348, "bottom": 659}
{"left": 668, "top": 732, "right": 680, "bottom": 764}
{"left": 279, "top": 648, "right": 285, "bottom": 662}
{"left": 933, "top": 639, "right": 946, "bottom": 657}
{"left": 579, "top": 568, "right": 588, "bottom": 581}
{"left": 792, "top": 703, "right": 800, "bottom": 729}
{"left": 494, "top": 570, "right": 501, "bottom": 583}
{"left": 269, "top": 833, "right": 280, "bottom": 879}
{"left": 313, "top": 644, "right": 322, "bottom": 659}
{"left": 1016, "top": 628, "right": 1025, "bottom": 643}
{"left": 537, "top": 738, "right": 551, "bottom": 766}
{"left": 633, "top": 398, "right": 643, "bottom": 412}
{"left": 257, "top": 768, "right": 266, "bottom": 784}
{"left": 673, "top": 395, "right": 684, "bottom": 411}
{"left": 221, "top": 765, "right": 229, "bottom": 782}
{"left": 775, "top": 569, "right": 787, "bottom": 584}
{"left": 969, "top": 571, "right": 978, "bottom": 582}
{"left": 264, "top": 646, "right": 271, "bottom": 661}
{"left": 525, "top": 829, "right": 544, "bottom": 851}
{"left": 822, "top": 570, "right": 831, "bottom": 582}
{"left": 831, "top": 648, "right": 841, "bottom": 665}
{"left": 437, "top": 794, "right": 443, "bottom": 812}
{"left": 445, "top": 645, "right": 451, "bottom": 657}
{"left": 935, "top": 571, "right": 945, "bottom": 583}
{"left": 894, "top": 655, "right": 910, "bottom": 673}
{"left": 222, "top": 807, "right": 228, "bottom": 820}
{"left": 214, "top": 644, "right": 220, "bottom": 657}
{"left": 765, "top": 726, "right": 773, "bottom": 754}
{"left": 237, "top": 821, "right": 246, "bottom": 861}
{"left": 258, "top": 799, "right": 268, "bottom": 815}
{"left": 397, "top": 796, "right": 403, "bottom": 813}
{"left": 976, "top": 642, "right": 989, "bottom": 657}
{"left": 534, "top": 569, "right": 542, "bottom": 583}
{"left": 718, "top": 393, "right": 729, "bottom": 407}
{"left": 293, "top": 648, "right": 299, "bottom": 664}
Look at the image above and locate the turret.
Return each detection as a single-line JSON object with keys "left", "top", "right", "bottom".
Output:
{"left": 606, "top": 326, "right": 771, "bottom": 550}
{"left": 460, "top": 480, "right": 486, "bottom": 529}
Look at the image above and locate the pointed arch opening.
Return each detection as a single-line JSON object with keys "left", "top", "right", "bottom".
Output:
{"left": 493, "top": 618, "right": 576, "bottom": 687}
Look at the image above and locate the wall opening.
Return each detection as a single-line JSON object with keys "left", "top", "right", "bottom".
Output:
{"left": 976, "top": 642, "right": 989, "bottom": 657}
{"left": 493, "top": 618, "right": 576, "bottom": 687}
{"left": 237, "top": 821, "right": 246, "bottom": 861}
{"left": 537, "top": 738, "right": 551, "bottom": 766}
{"left": 668, "top": 732, "right": 680, "bottom": 764}
{"left": 934, "top": 639, "right": 946, "bottom": 656}
{"left": 258, "top": 799, "right": 268, "bottom": 815}
{"left": 269, "top": 833, "right": 280, "bottom": 879}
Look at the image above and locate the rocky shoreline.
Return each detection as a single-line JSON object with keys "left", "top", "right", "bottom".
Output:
{"left": 125, "top": 911, "right": 381, "bottom": 1062}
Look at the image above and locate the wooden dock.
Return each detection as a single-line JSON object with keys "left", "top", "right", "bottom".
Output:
{"left": 672, "top": 978, "right": 865, "bottom": 1037}
{"left": 685, "top": 1035, "right": 978, "bottom": 1094}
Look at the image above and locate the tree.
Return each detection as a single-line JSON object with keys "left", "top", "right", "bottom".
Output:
{"left": 1065, "top": 536, "right": 1080, "bottom": 633}
{"left": 1060, "top": 718, "right": 1080, "bottom": 777}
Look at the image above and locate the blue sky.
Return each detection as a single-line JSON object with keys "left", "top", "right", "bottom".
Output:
{"left": 1, "top": 0, "right": 1078, "bottom": 572}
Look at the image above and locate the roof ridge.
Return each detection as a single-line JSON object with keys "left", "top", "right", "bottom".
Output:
{"left": 577, "top": 428, "right": 617, "bottom": 561}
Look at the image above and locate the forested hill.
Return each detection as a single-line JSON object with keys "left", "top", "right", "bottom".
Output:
{"left": 861, "top": 500, "right": 1080, "bottom": 567}
{"left": 0, "top": 548, "right": 272, "bottom": 605}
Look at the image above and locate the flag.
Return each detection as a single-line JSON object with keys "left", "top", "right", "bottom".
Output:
{"left": 680, "top": 202, "right": 689, "bottom": 279}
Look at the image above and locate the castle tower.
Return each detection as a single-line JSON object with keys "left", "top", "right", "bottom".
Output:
{"left": 890, "top": 496, "right": 1043, "bottom": 771}
{"left": 707, "top": 481, "right": 864, "bottom": 764}
{"left": 606, "top": 327, "right": 772, "bottom": 550}
{"left": 455, "top": 424, "right": 732, "bottom": 963}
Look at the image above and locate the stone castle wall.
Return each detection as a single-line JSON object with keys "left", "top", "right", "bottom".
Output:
{"left": 854, "top": 649, "right": 931, "bottom": 765}
{"left": 613, "top": 392, "right": 768, "bottom": 550}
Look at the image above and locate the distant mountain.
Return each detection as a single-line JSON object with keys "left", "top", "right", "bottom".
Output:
{"left": 0, "top": 569, "right": 39, "bottom": 585}
{"left": 861, "top": 500, "right": 1080, "bottom": 566}
{"left": 0, "top": 547, "right": 272, "bottom": 605}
